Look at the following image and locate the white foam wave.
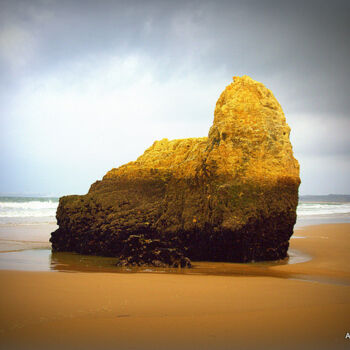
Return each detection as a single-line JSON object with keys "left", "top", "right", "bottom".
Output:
{"left": 0, "top": 200, "right": 58, "bottom": 210}
{"left": 0, "top": 210, "right": 56, "bottom": 218}
{"left": 297, "top": 202, "right": 350, "bottom": 216}
{"left": 0, "top": 200, "right": 58, "bottom": 218}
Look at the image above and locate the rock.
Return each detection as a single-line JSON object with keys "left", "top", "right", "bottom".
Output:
{"left": 50, "top": 75, "right": 300, "bottom": 265}
{"left": 115, "top": 235, "right": 192, "bottom": 268}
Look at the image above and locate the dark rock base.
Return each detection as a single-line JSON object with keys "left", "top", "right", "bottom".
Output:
{"left": 115, "top": 235, "right": 192, "bottom": 268}
{"left": 50, "top": 211, "right": 295, "bottom": 267}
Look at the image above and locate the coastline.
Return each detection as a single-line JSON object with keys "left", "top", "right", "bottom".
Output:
{"left": 0, "top": 222, "right": 349, "bottom": 349}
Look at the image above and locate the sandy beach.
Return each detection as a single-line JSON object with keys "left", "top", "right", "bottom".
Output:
{"left": 0, "top": 223, "right": 56, "bottom": 253}
{"left": 0, "top": 223, "right": 349, "bottom": 350}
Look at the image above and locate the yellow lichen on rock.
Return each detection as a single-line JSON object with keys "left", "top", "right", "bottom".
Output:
{"left": 104, "top": 137, "right": 208, "bottom": 180}
{"left": 104, "top": 75, "right": 299, "bottom": 188}
{"left": 206, "top": 75, "right": 299, "bottom": 181}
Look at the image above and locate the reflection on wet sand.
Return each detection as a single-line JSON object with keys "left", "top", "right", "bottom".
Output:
{"left": 50, "top": 248, "right": 308, "bottom": 271}
{"left": 49, "top": 246, "right": 350, "bottom": 286}
{"left": 50, "top": 248, "right": 343, "bottom": 285}
{"left": 0, "top": 245, "right": 345, "bottom": 285}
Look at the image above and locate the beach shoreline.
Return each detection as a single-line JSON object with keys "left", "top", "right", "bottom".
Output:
{"left": 0, "top": 222, "right": 349, "bottom": 349}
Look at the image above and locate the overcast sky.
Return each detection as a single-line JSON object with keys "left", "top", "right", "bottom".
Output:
{"left": 0, "top": 0, "right": 349, "bottom": 196}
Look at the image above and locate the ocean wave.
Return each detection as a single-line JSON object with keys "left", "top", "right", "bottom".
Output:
{"left": 0, "top": 210, "right": 56, "bottom": 218}
{"left": 0, "top": 217, "right": 57, "bottom": 225}
{"left": 0, "top": 198, "right": 58, "bottom": 219}
{"left": 297, "top": 202, "right": 350, "bottom": 216}
{"left": 0, "top": 200, "right": 58, "bottom": 210}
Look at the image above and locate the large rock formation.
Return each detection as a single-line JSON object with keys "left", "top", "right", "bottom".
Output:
{"left": 50, "top": 76, "right": 300, "bottom": 266}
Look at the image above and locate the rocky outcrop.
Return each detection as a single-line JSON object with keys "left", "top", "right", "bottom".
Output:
{"left": 50, "top": 76, "right": 300, "bottom": 265}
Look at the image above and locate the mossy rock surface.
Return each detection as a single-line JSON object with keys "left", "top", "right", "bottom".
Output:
{"left": 50, "top": 76, "right": 300, "bottom": 266}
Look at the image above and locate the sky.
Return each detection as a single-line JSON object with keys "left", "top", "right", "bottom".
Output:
{"left": 0, "top": 0, "right": 349, "bottom": 196}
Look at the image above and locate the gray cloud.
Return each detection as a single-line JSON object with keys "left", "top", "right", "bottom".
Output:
{"left": 1, "top": 0, "right": 349, "bottom": 195}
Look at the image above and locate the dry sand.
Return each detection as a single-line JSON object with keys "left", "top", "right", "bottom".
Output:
{"left": 0, "top": 223, "right": 349, "bottom": 350}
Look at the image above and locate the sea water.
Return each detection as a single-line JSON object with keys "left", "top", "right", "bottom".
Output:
{"left": 297, "top": 202, "right": 350, "bottom": 217}
{"left": 0, "top": 196, "right": 58, "bottom": 225}
{"left": 296, "top": 201, "right": 350, "bottom": 227}
{"left": 0, "top": 196, "right": 58, "bottom": 255}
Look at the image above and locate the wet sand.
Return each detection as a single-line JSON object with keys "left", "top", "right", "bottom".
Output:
{"left": 0, "top": 223, "right": 55, "bottom": 252}
{"left": 0, "top": 223, "right": 349, "bottom": 350}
